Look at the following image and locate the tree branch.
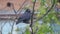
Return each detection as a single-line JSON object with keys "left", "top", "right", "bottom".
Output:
{"left": 0, "top": 20, "right": 7, "bottom": 34}
{"left": 17, "top": 0, "right": 28, "bottom": 12}
{"left": 30, "top": 0, "right": 36, "bottom": 34}
{"left": 10, "top": 22, "right": 14, "bottom": 34}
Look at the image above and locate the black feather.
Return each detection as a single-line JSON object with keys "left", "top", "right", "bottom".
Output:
{"left": 16, "top": 9, "right": 31, "bottom": 24}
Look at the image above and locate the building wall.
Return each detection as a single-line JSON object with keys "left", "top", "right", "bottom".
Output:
{"left": 0, "top": 0, "right": 26, "bottom": 10}
{"left": 0, "top": 0, "right": 40, "bottom": 11}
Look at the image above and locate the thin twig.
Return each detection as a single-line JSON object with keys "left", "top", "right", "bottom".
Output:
{"left": 11, "top": 0, "right": 28, "bottom": 20}
{"left": 0, "top": 20, "right": 7, "bottom": 34}
{"left": 0, "top": 21, "right": 3, "bottom": 34}
{"left": 12, "top": 0, "right": 28, "bottom": 15}
{"left": 17, "top": 0, "right": 28, "bottom": 12}
{"left": 10, "top": 22, "right": 14, "bottom": 34}
{"left": 30, "top": 0, "right": 36, "bottom": 34}
{"left": 12, "top": 3, "right": 17, "bottom": 14}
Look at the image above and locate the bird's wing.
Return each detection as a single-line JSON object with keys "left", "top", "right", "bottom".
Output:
{"left": 16, "top": 11, "right": 31, "bottom": 24}
{"left": 23, "top": 12, "right": 31, "bottom": 19}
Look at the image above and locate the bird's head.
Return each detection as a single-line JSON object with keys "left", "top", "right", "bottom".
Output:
{"left": 25, "top": 9, "right": 31, "bottom": 13}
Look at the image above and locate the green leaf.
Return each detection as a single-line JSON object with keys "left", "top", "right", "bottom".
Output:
{"left": 32, "top": 0, "right": 35, "bottom": 2}
{"left": 25, "top": 28, "right": 30, "bottom": 34}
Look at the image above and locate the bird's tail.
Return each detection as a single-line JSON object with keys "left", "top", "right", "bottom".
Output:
{"left": 16, "top": 18, "right": 23, "bottom": 25}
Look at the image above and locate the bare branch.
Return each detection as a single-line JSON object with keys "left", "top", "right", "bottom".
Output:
{"left": 30, "top": 0, "right": 36, "bottom": 34}
{"left": 0, "top": 20, "right": 7, "bottom": 34}
{"left": 10, "top": 22, "right": 14, "bottom": 34}
{"left": 17, "top": 0, "right": 28, "bottom": 12}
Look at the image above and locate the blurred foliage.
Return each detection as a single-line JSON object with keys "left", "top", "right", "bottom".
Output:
{"left": 34, "top": 0, "right": 60, "bottom": 34}
{"left": 36, "top": 0, "right": 60, "bottom": 24}
{"left": 25, "top": 27, "right": 30, "bottom": 34}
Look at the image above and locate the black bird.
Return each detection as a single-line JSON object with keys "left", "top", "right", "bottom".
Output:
{"left": 16, "top": 9, "right": 31, "bottom": 24}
